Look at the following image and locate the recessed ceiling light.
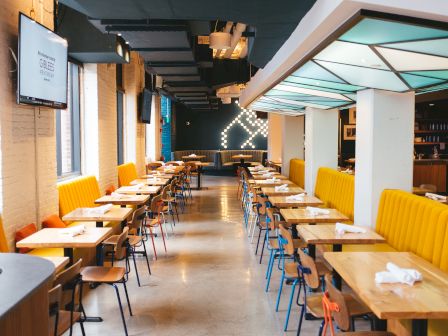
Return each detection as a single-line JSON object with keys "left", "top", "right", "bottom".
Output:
{"left": 429, "top": 103, "right": 435, "bottom": 106}
{"left": 117, "top": 33, "right": 122, "bottom": 36}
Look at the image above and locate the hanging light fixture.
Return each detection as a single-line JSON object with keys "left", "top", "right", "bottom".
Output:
{"left": 209, "top": 20, "right": 231, "bottom": 50}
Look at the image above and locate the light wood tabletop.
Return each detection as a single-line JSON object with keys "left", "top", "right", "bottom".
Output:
{"left": 40, "top": 256, "right": 69, "bottom": 273}
{"left": 62, "top": 206, "right": 133, "bottom": 223}
{"left": 232, "top": 154, "right": 252, "bottom": 159}
{"left": 16, "top": 227, "right": 112, "bottom": 249}
{"left": 280, "top": 208, "right": 349, "bottom": 224}
{"left": 268, "top": 195, "right": 323, "bottom": 208}
{"left": 95, "top": 194, "right": 150, "bottom": 206}
{"left": 297, "top": 225, "right": 385, "bottom": 245}
{"left": 130, "top": 178, "right": 169, "bottom": 186}
{"left": 156, "top": 166, "right": 185, "bottom": 173}
{"left": 142, "top": 173, "right": 173, "bottom": 178}
{"left": 249, "top": 167, "right": 276, "bottom": 172}
{"left": 253, "top": 179, "right": 297, "bottom": 187}
{"left": 252, "top": 174, "right": 289, "bottom": 180}
{"left": 251, "top": 170, "right": 280, "bottom": 176}
{"left": 115, "top": 185, "right": 161, "bottom": 195}
{"left": 324, "top": 252, "right": 448, "bottom": 320}
{"left": 182, "top": 155, "right": 206, "bottom": 160}
{"left": 413, "top": 186, "right": 434, "bottom": 196}
{"left": 261, "top": 187, "right": 306, "bottom": 196}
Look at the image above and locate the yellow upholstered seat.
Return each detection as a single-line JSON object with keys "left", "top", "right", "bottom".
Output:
{"left": 0, "top": 216, "right": 9, "bottom": 252}
{"left": 117, "top": 162, "right": 138, "bottom": 187}
{"left": 289, "top": 159, "right": 305, "bottom": 188}
{"left": 57, "top": 175, "right": 101, "bottom": 217}
{"left": 27, "top": 247, "right": 64, "bottom": 257}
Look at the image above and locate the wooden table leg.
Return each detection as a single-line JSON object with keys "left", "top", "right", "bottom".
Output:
{"left": 412, "top": 319, "right": 428, "bottom": 336}
{"left": 64, "top": 248, "right": 73, "bottom": 265}
{"left": 333, "top": 244, "right": 342, "bottom": 290}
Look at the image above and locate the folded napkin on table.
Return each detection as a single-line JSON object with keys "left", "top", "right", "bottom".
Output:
{"left": 254, "top": 165, "right": 264, "bottom": 170}
{"left": 285, "top": 193, "right": 305, "bottom": 201}
{"left": 262, "top": 173, "right": 274, "bottom": 177}
{"left": 375, "top": 262, "right": 422, "bottom": 286}
{"left": 85, "top": 203, "right": 113, "bottom": 216}
{"left": 335, "top": 222, "right": 366, "bottom": 235}
{"left": 341, "top": 169, "right": 353, "bottom": 174}
{"left": 425, "top": 192, "right": 447, "bottom": 201}
{"left": 275, "top": 184, "right": 289, "bottom": 192}
{"left": 119, "top": 183, "right": 144, "bottom": 192}
{"left": 266, "top": 178, "right": 280, "bottom": 183}
{"left": 188, "top": 153, "right": 197, "bottom": 157}
{"left": 60, "top": 224, "right": 86, "bottom": 237}
{"left": 111, "top": 192, "right": 127, "bottom": 199}
{"left": 306, "top": 206, "right": 330, "bottom": 216}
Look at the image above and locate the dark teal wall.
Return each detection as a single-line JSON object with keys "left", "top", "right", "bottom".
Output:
{"left": 173, "top": 102, "right": 268, "bottom": 150}
{"left": 161, "top": 96, "right": 172, "bottom": 161}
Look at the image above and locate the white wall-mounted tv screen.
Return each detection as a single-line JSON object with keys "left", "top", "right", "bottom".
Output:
{"left": 18, "top": 13, "right": 68, "bottom": 108}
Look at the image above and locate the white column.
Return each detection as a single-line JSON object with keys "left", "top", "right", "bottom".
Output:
{"left": 267, "top": 113, "right": 283, "bottom": 162}
{"left": 304, "top": 107, "right": 338, "bottom": 194}
{"left": 281, "top": 115, "right": 304, "bottom": 176}
{"left": 354, "top": 89, "right": 415, "bottom": 228}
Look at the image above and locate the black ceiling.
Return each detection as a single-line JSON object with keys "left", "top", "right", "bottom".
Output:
{"left": 59, "top": 0, "right": 316, "bottom": 110}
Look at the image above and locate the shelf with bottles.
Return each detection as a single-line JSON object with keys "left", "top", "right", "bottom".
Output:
{"left": 415, "top": 120, "right": 448, "bottom": 132}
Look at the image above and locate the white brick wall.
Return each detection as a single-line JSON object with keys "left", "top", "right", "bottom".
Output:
{"left": 0, "top": 0, "right": 58, "bottom": 250}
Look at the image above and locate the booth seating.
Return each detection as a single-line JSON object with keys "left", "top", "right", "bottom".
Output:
{"left": 289, "top": 159, "right": 305, "bottom": 188}
{"left": 219, "top": 150, "right": 267, "bottom": 169}
{"left": 57, "top": 175, "right": 115, "bottom": 229}
{"left": 0, "top": 216, "right": 8, "bottom": 253}
{"left": 118, "top": 162, "right": 138, "bottom": 187}
{"left": 314, "top": 167, "right": 355, "bottom": 222}
{"left": 171, "top": 150, "right": 218, "bottom": 170}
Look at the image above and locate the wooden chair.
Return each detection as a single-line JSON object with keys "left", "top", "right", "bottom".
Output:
{"left": 146, "top": 162, "right": 163, "bottom": 173}
{"left": 255, "top": 194, "right": 270, "bottom": 262}
{"left": 144, "top": 194, "right": 168, "bottom": 259}
{"left": 80, "top": 229, "right": 133, "bottom": 336}
{"left": 324, "top": 274, "right": 394, "bottom": 336}
{"left": 162, "top": 184, "right": 179, "bottom": 223}
{"left": 166, "top": 161, "right": 180, "bottom": 166}
{"left": 52, "top": 259, "right": 84, "bottom": 336}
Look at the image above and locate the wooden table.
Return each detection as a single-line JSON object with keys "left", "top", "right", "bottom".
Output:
{"left": 253, "top": 179, "right": 297, "bottom": 188}
{"left": 261, "top": 186, "right": 306, "bottom": 196}
{"left": 413, "top": 186, "right": 433, "bottom": 196}
{"left": 251, "top": 170, "right": 281, "bottom": 176}
{"left": 156, "top": 165, "right": 185, "bottom": 173}
{"left": 232, "top": 154, "right": 252, "bottom": 165}
{"left": 41, "top": 256, "right": 70, "bottom": 273}
{"left": 249, "top": 166, "right": 276, "bottom": 172}
{"left": 182, "top": 155, "right": 206, "bottom": 161}
{"left": 298, "top": 224, "right": 385, "bottom": 288}
{"left": 191, "top": 162, "right": 210, "bottom": 189}
{"left": 62, "top": 207, "right": 133, "bottom": 228}
{"left": 115, "top": 185, "right": 161, "bottom": 195}
{"left": 324, "top": 252, "right": 448, "bottom": 336}
{"left": 269, "top": 195, "right": 323, "bottom": 208}
{"left": 252, "top": 174, "right": 289, "bottom": 180}
{"left": 130, "top": 178, "right": 169, "bottom": 186}
{"left": 95, "top": 194, "right": 150, "bottom": 207}
{"left": 16, "top": 227, "right": 112, "bottom": 265}
{"left": 280, "top": 208, "right": 349, "bottom": 225}
{"left": 142, "top": 173, "right": 173, "bottom": 179}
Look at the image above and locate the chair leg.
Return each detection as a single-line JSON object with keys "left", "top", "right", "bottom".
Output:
{"left": 297, "top": 300, "right": 306, "bottom": 336}
{"left": 148, "top": 226, "right": 158, "bottom": 260}
{"left": 160, "top": 225, "right": 168, "bottom": 253}
{"left": 122, "top": 281, "right": 133, "bottom": 316}
{"left": 142, "top": 239, "right": 151, "bottom": 275}
{"left": 275, "top": 274, "right": 285, "bottom": 312}
{"left": 112, "top": 284, "right": 129, "bottom": 336}
{"left": 174, "top": 203, "right": 180, "bottom": 221}
{"left": 131, "top": 247, "right": 141, "bottom": 287}
{"left": 265, "top": 250, "right": 275, "bottom": 292}
{"left": 284, "top": 279, "right": 298, "bottom": 331}
{"left": 259, "top": 230, "right": 267, "bottom": 264}
{"left": 255, "top": 227, "right": 262, "bottom": 255}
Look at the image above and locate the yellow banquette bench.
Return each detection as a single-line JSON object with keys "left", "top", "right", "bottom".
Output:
{"left": 289, "top": 159, "right": 305, "bottom": 189}
{"left": 118, "top": 162, "right": 138, "bottom": 187}
{"left": 314, "top": 167, "right": 354, "bottom": 222}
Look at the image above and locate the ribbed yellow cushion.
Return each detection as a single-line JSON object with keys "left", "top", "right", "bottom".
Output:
{"left": 0, "top": 216, "right": 9, "bottom": 252}
{"left": 342, "top": 243, "right": 397, "bottom": 252}
{"left": 314, "top": 167, "right": 354, "bottom": 222}
{"left": 289, "top": 159, "right": 305, "bottom": 188}
{"left": 117, "top": 162, "right": 138, "bottom": 187}
{"left": 57, "top": 176, "right": 101, "bottom": 217}
{"left": 27, "top": 247, "right": 64, "bottom": 257}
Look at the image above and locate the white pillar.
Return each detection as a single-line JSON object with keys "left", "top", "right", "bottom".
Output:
{"left": 354, "top": 89, "right": 414, "bottom": 228}
{"left": 268, "top": 113, "right": 283, "bottom": 162}
{"left": 304, "top": 107, "right": 338, "bottom": 194}
{"left": 281, "top": 115, "right": 304, "bottom": 176}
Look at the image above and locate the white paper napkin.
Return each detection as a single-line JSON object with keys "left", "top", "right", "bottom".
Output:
{"left": 335, "top": 222, "right": 366, "bottom": 235}
{"left": 425, "top": 192, "right": 447, "bottom": 201}
{"left": 111, "top": 192, "right": 126, "bottom": 199}
{"left": 60, "top": 224, "right": 86, "bottom": 237}
{"left": 275, "top": 184, "right": 289, "bottom": 192}
{"left": 85, "top": 203, "right": 113, "bottom": 216}
{"left": 188, "top": 153, "right": 197, "bottom": 157}
{"left": 375, "top": 262, "right": 423, "bottom": 286}
{"left": 262, "top": 173, "right": 274, "bottom": 177}
{"left": 285, "top": 193, "right": 305, "bottom": 201}
{"left": 306, "top": 206, "right": 330, "bottom": 216}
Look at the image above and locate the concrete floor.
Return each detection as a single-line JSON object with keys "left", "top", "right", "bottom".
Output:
{"left": 68, "top": 176, "right": 326, "bottom": 336}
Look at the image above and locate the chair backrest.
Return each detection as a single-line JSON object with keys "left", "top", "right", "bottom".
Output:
{"left": 289, "top": 159, "right": 305, "bottom": 188}
{"left": 150, "top": 194, "right": 163, "bottom": 213}
{"left": 117, "top": 162, "right": 138, "bottom": 187}
{"left": 257, "top": 194, "right": 269, "bottom": 215}
{"left": 278, "top": 224, "right": 295, "bottom": 255}
{"left": 324, "top": 274, "right": 351, "bottom": 331}
{"left": 115, "top": 227, "right": 129, "bottom": 255}
{"left": 48, "top": 284, "right": 62, "bottom": 336}
{"left": 53, "top": 259, "right": 82, "bottom": 288}
{"left": 128, "top": 207, "right": 146, "bottom": 234}
{"left": 266, "top": 208, "right": 277, "bottom": 231}
{"left": 297, "top": 249, "right": 320, "bottom": 290}
{"left": 166, "top": 161, "right": 180, "bottom": 166}
{"left": 161, "top": 185, "right": 170, "bottom": 199}
{"left": 185, "top": 161, "right": 197, "bottom": 171}
{"left": 146, "top": 162, "right": 162, "bottom": 171}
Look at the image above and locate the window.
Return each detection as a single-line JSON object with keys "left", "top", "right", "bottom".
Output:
{"left": 56, "top": 63, "right": 81, "bottom": 178}
{"left": 117, "top": 64, "right": 125, "bottom": 165}
{"left": 117, "top": 90, "right": 125, "bottom": 165}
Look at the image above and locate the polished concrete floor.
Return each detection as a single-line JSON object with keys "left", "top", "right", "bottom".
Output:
{"left": 68, "top": 176, "right": 325, "bottom": 336}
